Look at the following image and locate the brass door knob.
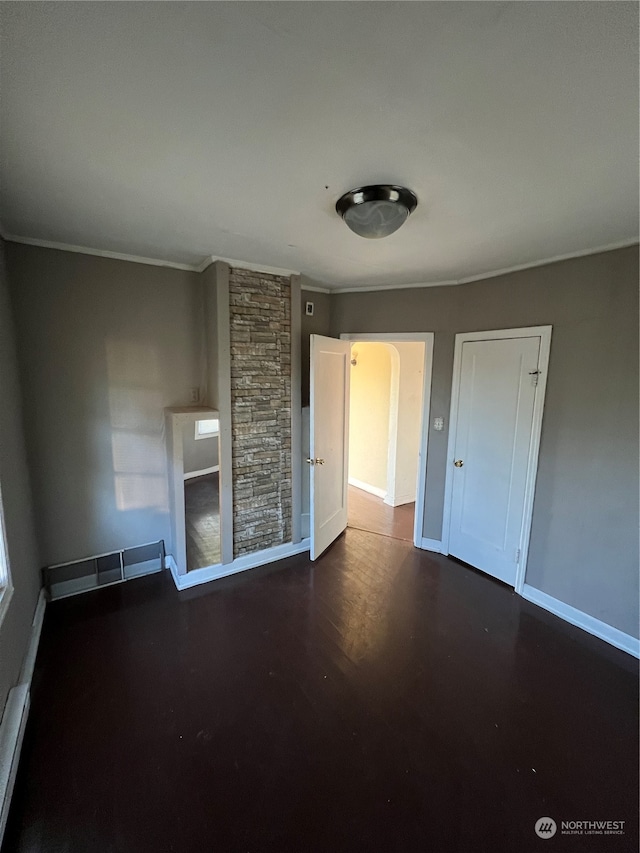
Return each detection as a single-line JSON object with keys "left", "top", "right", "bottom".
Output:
{"left": 454, "top": 459, "right": 464, "bottom": 468}
{"left": 306, "top": 458, "right": 325, "bottom": 465}
{"left": 315, "top": 458, "right": 325, "bottom": 465}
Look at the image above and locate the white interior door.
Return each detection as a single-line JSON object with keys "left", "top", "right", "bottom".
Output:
{"left": 447, "top": 335, "right": 542, "bottom": 586}
{"left": 310, "top": 334, "right": 351, "bottom": 560}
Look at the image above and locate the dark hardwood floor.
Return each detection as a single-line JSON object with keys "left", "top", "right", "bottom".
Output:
{"left": 185, "top": 472, "right": 221, "bottom": 570}
{"left": 348, "top": 484, "right": 415, "bottom": 541}
{"left": 4, "top": 529, "right": 638, "bottom": 852}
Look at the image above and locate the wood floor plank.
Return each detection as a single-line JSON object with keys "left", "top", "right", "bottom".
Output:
{"left": 3, "top": 528, "right": 638, "bottom": 853}
{"left": 348, "top": 484, "right": 415, "bottom": 541}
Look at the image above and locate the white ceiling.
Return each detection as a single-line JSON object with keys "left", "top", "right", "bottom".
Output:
{"left": 1, "top": 2, "right": 638, "bottom": 289}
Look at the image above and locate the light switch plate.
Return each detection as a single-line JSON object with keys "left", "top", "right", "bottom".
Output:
{"left": 305, "top": 301, "right": 314, "bottom": 316}
{"left": 433, "top": 416, "right": 444, "bottom": 431}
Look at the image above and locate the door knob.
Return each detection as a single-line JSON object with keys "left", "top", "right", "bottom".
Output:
{"left": 315, "top": 458, "right": 325, "bottom": 465}
{"left": 306, "top": 458, "right": 325, "bottom": 465}
{"left": 454, "top": 459, "right": 464, "bottom": 468}
{"left": 306, "top": 458, "right": 315, "bottom": 465}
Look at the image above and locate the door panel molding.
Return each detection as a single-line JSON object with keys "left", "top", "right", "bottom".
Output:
{"left": 441, "top": 325, "right": 552, "bottom": 592}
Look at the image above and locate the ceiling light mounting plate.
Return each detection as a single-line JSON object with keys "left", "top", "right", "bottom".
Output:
{"left": 336, "top": 184, "right": 418, "bottom": 239}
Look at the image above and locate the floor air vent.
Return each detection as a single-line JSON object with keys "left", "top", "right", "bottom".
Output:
{"left": 43, "top": 541, "right": 165, "bottom": 600}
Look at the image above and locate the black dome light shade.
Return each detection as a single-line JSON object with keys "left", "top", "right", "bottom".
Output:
{"left": 336, "top": 184, "right": 418, "bottom": 238}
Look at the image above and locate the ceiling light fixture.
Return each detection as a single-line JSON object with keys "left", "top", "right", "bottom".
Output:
{"left": 336, "top": 184, "right": 418, "bottom": 239}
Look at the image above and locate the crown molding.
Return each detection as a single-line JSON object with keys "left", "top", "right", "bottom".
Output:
{"left": 1, "top": 233, "right": 302, "bottom": 279}
{"left": 220, "top": 257, "right": 298, "bottom": 277}
{"left": 300, "top": 284, "right": 331, "bottom": 294}
{"left": 334, "top": 238, "right": 639, "bottom": 293}
{"left": 2, "top": 233, "right": 201, "bottom": 271}
{"left": 194, "top": 255, "right": 215, "bottom": 273}
{"left": 336, "top": 277, "right": 458, "bottom": 293}
{"left": 2, "top": 231, "right": 636, "bottom": 292}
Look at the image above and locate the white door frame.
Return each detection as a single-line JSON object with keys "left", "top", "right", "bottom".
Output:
{"left": 339, "top": 332, "right": 434, "bottom": 548}
{"left": 441, "top": 325, "right": 552, "bottom": 593}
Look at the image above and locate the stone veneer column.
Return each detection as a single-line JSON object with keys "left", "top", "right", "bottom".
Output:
{"left": 228, "top": 269, "right": 292, "bottom": 556}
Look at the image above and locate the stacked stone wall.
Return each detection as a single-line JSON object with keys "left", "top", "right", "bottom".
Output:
{"left": 228, "top": 269, "right": 291, "bottom": 555}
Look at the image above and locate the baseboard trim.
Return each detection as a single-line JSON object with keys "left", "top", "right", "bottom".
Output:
{"left": 384, "top": 493, "right": 415, "bottom": 508}
{"left": 521, "top": 583, "right": 640, "bottom": 658}
{"left": 348, "top": 477, "right": 386, "bottom": 500}
{"left": 418, "top": 538, "right": 443, "bottom": 553}
{"left": 0, "top": 685, "right": 29, "bottom": 844}
{"left": 168, "top": 539, "right": 311, "bottom": 591}
{"left": 1, "top": 588, "right": 47, "bottom": 845}
{"left": 183, "top": 465, "right": 219, "bottom": 481}
{"left": 19, "top": 589, "right": 46, "bottom": 685}
{"left": 165, "top": 554, "right": 179, "bottom": 577}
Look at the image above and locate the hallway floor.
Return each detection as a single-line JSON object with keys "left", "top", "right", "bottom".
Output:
{"left": 348, "top": 483, "right": 415, "bottom": 541}
{"left": 4, "top": 529, "right": 638, "bottom": 852}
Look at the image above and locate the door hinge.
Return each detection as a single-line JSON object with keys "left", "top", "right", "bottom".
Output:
{"left": 515, "top": 548, "right": 521, "bottom": 563}
{"left": 528, "top": 369, "right": 540, "bottom": 387}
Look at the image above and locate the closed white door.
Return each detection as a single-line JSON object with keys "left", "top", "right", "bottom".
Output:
{"left": 448, "top": 335, "right": 541, "bottom": 585}
{"left": 310, "top": 335, "right": 351, "bottom": 560}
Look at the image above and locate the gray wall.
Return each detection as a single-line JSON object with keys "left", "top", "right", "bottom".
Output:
{"left": 331, "top": 246, "right": 639, "bottom": 638}
{"left": 0, "top": 239, "right": 41, "bottom": 710}
{"left": 299, "top": 286, "right": 331, "bottom": 538}
{"left": 7, "top": 243, "right": 202, "bottom": 566}
{"left": 202, "top": 262, "right": 218, "bottom": 408}
{"left": 182, "top": 424, "right": 219, "bottom": 475}
{"left": 4, "top": 241, "right": 637, "bottom": 640}
{"left": 300, "top": 283, "right": 331, "bottom": 407}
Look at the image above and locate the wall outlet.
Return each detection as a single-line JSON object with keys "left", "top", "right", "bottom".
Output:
{"left": 433, "top": 416, "right": 444, "bottom": 431}
{"left": 189, "top": 387, "right": 199, "bottom": 404}
{"left": 305, "top": 301, "right": 314, "bottom": 316}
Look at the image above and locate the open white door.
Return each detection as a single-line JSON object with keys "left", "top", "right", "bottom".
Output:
{"left": 309, "top": 334, "right": 351, "bottom": 560}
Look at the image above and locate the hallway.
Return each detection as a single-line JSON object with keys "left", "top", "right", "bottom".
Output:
{"left": 347, "top": 484, "right": 414, "bottom": 542}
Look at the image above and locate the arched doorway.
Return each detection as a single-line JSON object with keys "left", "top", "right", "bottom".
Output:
{"left": 347, "top": 340, "right": 425, "bottom": 542}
